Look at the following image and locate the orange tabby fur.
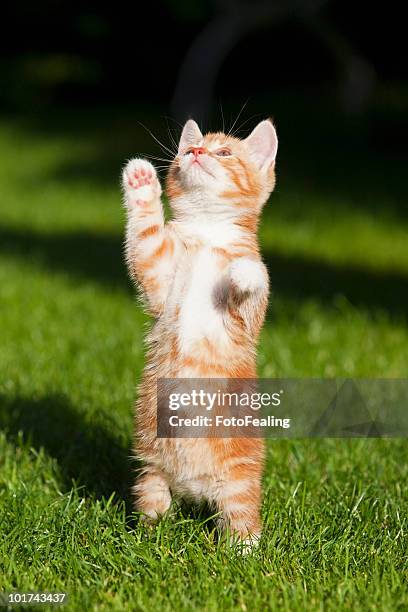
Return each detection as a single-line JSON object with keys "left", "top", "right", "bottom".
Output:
{"left": 122, "top": 119, "right": 278, "bottom": 549}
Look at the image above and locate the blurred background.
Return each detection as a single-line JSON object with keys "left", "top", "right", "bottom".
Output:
{"left": 0, "top": 0, "right": 407, "bottom": 496}
{"left": 2, "top": 0, "right": 407, "bottom": 118}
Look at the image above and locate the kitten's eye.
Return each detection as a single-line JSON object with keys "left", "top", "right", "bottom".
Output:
{"left": 215, "top": 148, "right": 232, "bottom": 157}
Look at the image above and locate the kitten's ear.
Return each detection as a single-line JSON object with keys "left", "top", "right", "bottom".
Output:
{"left": 244, "top": 120, "right": 278, "bottom": 170}
{"left": 178, "top": 119, "right": 203, "bottom": 154}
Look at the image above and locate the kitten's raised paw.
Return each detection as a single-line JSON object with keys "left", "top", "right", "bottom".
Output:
{"left": 122, "top": 158, "right": 161, "bottom": 206}
{"left": 229, "top": 257, "right": 267, "bottom": 293}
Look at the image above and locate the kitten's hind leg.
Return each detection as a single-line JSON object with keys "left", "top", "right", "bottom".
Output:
{"left": 213, "top": 468, "right": 262, "bottom": 553}
{"left": 133, "top": 467, "right": 172, "bottom": 522}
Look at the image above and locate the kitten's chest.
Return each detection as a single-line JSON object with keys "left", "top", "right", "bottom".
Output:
{"left": 172, "top": 247, "right": 229, "bottom": 351}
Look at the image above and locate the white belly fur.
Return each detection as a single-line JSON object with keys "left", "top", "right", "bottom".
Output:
{"left": 177, "top": 249, "right": 228, "bottom": 354}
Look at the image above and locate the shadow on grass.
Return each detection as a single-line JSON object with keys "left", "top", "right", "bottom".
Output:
{"left": 263, "top": 250, "right": 408, "bottom": 318}
{"left": 0, "top": 226, "right": 129, "bottom": 290}
{"left": 0, "top": 224, "right": 407, "bottom": 318}
{"left": 0, "top": 393, "right": 136, "bottom": 509}
{"left": 0, "top": 392, "right": 226, "bottom": 537}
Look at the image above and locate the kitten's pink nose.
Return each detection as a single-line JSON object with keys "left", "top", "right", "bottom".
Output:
{"left": 191, "top": 147, "right": 206, "bottom": 158}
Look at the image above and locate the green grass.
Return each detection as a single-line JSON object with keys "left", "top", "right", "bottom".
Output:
{"left": 0, "top": 100, "right": 407, "bottom": 610}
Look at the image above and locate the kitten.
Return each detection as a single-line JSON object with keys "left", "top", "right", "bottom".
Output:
{"left": 122, "top": 119, "right": 278, "bottom": 549}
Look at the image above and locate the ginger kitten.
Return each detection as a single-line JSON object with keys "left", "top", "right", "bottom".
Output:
{"left": 122, "top": 119, "right": 278, "bottom": 549}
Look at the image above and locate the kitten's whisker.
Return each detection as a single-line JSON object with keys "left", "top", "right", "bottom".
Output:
{"left": 161, "top": 115, "right": 184, "bottom": 129}
{"left": 144, "top": 154, "right": 173, "bottom": 163}
{"left": 138, "top": 122, "right": 176, "bottom": 157}
{"left": 164, "top": 118, "right": 180, "bottom": 153}
{"left": 231, "top": 113, "right": 264, "bottom": 138}
{"left": 227, "top": 99, "right": 250, "bottom": 137}
{"left": 169, "top": 131, "right": 178, "bottom": 152}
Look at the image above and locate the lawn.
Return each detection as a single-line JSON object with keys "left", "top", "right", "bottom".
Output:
{"left": 0, "top": 98, "right": 407, "bottom": 610}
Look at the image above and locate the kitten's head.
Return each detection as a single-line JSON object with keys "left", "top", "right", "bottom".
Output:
{"left": 167, "top": 119, "right": 278, "bottom": 221}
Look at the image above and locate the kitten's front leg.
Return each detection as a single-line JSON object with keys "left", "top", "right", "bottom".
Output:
{"left": 228, "top": 257, "right": 269, "bottom": 335}
{"left": 229, "top": 257, "right": 268, "bottom": 294}
{"left": 122, "top": 159, "right": 178, "bottom": 315}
